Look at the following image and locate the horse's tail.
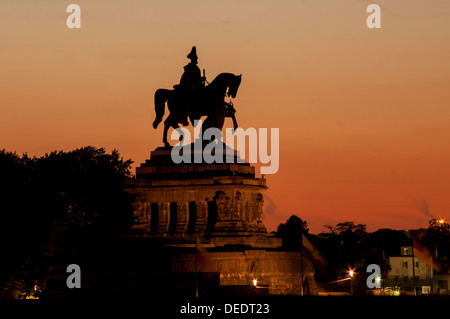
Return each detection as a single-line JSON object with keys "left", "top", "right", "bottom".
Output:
{"left": 153, "top": 89, "right": 169, "bottom": 129}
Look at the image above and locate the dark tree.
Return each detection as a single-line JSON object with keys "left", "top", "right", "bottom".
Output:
{"left": 0, "top": 147, "right": 134, "bottom": 298}
{"left": 311, "top": 221, "right": 368, "bottom": 286}
{"left": 32, "top": 146, "right": 134, "bottom": 232}
{"left": 0, "top": 150, "right": 36, "bottom": 298}
{"left": 429, "top": 218, "right": 450, "bottom": 232}
{"left": 422, "top": 218, "right": 450, "bottom": 272}
{"left": 276, "top": 215, "right": 309, "bottom": 250}
{"left": 332, "top": 222, "right": 367, "bottom": 268}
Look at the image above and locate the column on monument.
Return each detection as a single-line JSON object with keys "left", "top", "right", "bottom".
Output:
{"left": 176, "top": 202, "right": 189, "bottom": 234}
{"left": 144, "top": 202, "right": 151, "bottom": 232}
{"left": 245, "top": 201, "right": 254, "bottom": 227}
{"left": 243, "top": 202, "right": 251, "bottom": 224}
{"left": 157, "top": 202, "right": 170, "bottom": 234}
{"left": 186, "top": 201, "right": 197, "bottom": 234}
{"left": 149, "top": 202, "right": 159, "bottom": 233}
{"left": 255, "top": 193, "right": 266, "bottom": 232}
{"left": 168, "top": 202, "right": 178, "bottom": 235}
{"left": 240, "top": 201, "right": 247, "bottom": 228}
{"left": 195, "top": 201, "right": 208, "bottom": 234}
{"left": 214, "top": 190, "right": 229, "bottom": 222}
{"left": 132, "top": 199, "right": 150, "bottom": 229}
{"left": 206, "top": 200, "right": 218, "bottom": 235}
{"left": 228, "top": 190, "right": 246, "bottom": 232}
{"left": 246, "top": 195, "right": 260, "bottom": 232}
{"left": 233, "top": 191, "right": 242, "bottom": 221}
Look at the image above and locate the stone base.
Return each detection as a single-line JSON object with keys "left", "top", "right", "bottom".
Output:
{"left": 168, "top": 246, "right": 317, "bottom": 296}
{"left": 120, "top": 146, "right": 319, "bottom": 296}
{"left": 209, "top": 233, "right": 281, "bottom": 248}
{"left": 127, "top": 146, "right": 273, "bottom": 246}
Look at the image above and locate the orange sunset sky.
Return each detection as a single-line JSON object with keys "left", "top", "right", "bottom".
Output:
{"left": 1, "top": 1, "right": 450, "bottom": 233}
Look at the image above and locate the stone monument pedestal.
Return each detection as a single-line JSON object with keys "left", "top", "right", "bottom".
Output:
{"left": 128, "top": 146, "right": 281, "bottom": 248}
{"left": 124, "top": 146, "right": 317, "bottom": 296}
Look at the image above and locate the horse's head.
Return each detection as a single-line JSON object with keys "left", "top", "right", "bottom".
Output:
{"left": 227, "top": 74, "right": 242, "bottom": 98}
{"left": 208, "top": 73, "right": 242, "bottom": 98}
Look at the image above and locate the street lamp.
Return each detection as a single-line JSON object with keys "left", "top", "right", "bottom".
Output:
{"left": 348, "top": 269, "right": 354, "bottom": 295}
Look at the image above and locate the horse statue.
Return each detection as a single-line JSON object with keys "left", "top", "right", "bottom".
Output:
{"left": 152, "top": 73, "right": 242, "bottom": 147}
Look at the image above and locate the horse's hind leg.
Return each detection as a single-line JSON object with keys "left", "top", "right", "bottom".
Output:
{"left": 163, "top": 120, "right": 170, "bottom": 148}
{"left": 163, "top": 114, "right": 185, "bottom": 148}
{"left": 172, "top": 123, "right": 186, "bottom": 145}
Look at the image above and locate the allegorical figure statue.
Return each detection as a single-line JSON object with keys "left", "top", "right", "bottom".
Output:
{"left": 153, "top": 46, "right": 242, "bottom": 147}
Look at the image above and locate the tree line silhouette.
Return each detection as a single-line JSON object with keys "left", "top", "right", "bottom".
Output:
{"left": 276, "top": 214, "right": 450, "bottom": 293}
{"left": 0, "top": 147, "right": 134, "bottom": 298}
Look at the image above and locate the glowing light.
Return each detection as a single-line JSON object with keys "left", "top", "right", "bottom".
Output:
{"left": 438, "top": 218, "right": 445, "bottom": 225}
{"left": 376, "top": 276, "right": 381, "bottom": 285}
{"left": 349, "top": 270, "right": 354, "bottom": 277}
{"left": 253, "top": 279, "right": 257, "bottom": 287}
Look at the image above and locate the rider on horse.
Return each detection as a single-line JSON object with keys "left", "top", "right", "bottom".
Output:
{"left": 174, "top": 46, "right": 206, "bottom": 125}
{"left": 179, "top": 46, "right": 205, "bottom": 90}
{"left": 152, "top": 46, "right": 242, "bottom": 147}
